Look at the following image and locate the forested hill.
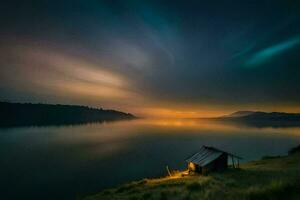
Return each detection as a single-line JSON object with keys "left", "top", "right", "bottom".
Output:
{"left": 0, "top": 102, "right": 135, "bottom": 127}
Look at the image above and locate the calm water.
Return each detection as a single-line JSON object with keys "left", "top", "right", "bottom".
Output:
{"left": 1, "top": 119, "right": 300, "bottom": 200}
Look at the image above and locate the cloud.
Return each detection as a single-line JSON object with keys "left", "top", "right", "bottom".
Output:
{"left": 0, "top": 41, "right": 146, "bottom": 111}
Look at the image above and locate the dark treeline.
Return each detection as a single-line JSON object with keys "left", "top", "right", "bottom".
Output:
{"left": 0, "top": 102, "right": 136, "bottom": 127}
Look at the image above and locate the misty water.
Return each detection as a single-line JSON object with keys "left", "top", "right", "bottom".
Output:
{"left": 1, "top": 119, "right": 300, "bottom": 200}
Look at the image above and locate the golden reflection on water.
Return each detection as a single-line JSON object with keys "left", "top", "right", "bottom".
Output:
{"left": 125, "top": 118, "right": 300, "bottom": 136}
{"left": 53, "top": 118, "right": 300, "bottom": 158}
{"left": 136, "top": 118, "right": 235, "bottom": 130}
{"left": 52, "top": 118, "right": 300, "bottom": 152}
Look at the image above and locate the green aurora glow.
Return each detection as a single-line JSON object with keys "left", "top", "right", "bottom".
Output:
{"left": 245, "top": 36, "right": 300, "bottom": 67}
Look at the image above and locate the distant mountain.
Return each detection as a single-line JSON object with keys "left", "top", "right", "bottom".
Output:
{"left": 220, "top": 111, "right": 300, "bottom": 120}
{"left": 221, "top": 111, "right": 256, "bottom": 118}
{"left": 0, "top": 102, "right": 136, "bottom": 127}
{"left": 216, "top": 111, "right": 300, "bottom": 128}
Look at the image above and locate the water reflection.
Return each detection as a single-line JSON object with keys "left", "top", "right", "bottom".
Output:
{"left": 0, "top": 119, "right": 300, "bottom": 200}
{"left": 211, "top": 118, "right": 300, "bottom": 129}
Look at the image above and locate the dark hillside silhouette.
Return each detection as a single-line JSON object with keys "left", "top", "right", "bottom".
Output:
{"left": 0, "top": 102, "right": 136, "bottom": 127}
{"left": 215, "top": 111, "right": 300, "bottom": 128}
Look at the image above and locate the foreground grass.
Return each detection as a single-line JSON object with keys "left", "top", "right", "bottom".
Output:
{"left": 83, "top": 151, "right": 300, "bottom": 200}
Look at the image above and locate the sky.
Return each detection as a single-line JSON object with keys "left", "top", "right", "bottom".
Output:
{"left": 0, "top": 0, "right": 300, "bottom": 117}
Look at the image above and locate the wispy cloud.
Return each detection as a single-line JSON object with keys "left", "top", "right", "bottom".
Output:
{"left": 0, "top": 42, "right": 146, "bottom": 111}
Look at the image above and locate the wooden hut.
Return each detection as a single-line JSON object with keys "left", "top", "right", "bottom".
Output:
{"left": 186, "top": 146, "right": 242, "bottom": 174}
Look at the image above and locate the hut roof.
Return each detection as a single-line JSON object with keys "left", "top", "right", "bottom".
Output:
{"left": 185, "top": 146, "right": 242, "bottom": 167}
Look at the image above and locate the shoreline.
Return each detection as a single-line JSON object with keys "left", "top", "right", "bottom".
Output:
{"left": 83, "top": 147, "right": 300, "bottom": 200}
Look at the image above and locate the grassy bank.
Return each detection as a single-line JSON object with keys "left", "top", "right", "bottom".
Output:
{"left": 83, "top": 149, "right": 300, "bottom": 200}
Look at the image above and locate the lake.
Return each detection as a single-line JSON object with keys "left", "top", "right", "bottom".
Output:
{"left": 1, "top": 118, "right": 300, "bottom": 200}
